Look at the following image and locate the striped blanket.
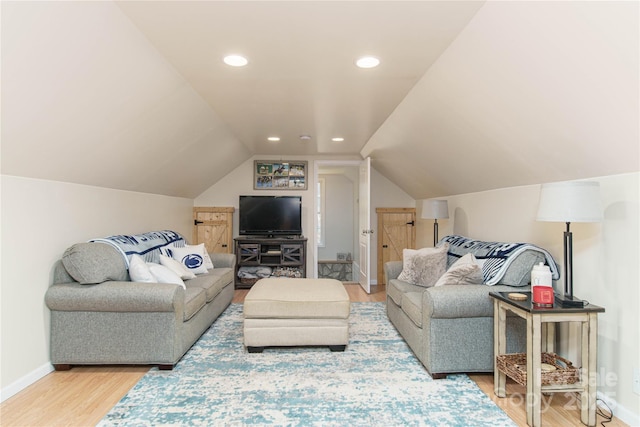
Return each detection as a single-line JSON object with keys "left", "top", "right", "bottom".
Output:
{"left": 90, "top": 230, "right": 186, "bottom": 267}
{"left": 440, "top": 235, "right": 560, "bottom": 286}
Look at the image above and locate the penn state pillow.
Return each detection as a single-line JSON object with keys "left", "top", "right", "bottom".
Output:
{"left": 170, "top": 245, "right": 209, "bottom": 275}
{"left": 186, "top": 243, "right": 214, "bottom": 269}
{"left": 161, "top": 243, "right": 214, "bottom": 270}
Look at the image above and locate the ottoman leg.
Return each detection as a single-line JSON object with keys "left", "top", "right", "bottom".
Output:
{"left": 247, "top": 346, "right": 265, "bottom": 353}
{"left": 329, "top": 345, "right": 346, "bottom": 352}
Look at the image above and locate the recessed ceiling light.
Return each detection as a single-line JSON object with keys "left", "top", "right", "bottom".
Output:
{"left": 223, "top": 54, "right": 248, "bottom": 67}
{"left": 356, "top": 56, "right": 380, "bottom": 69}
{"left": 267, "top": 136, "right": 280, "bottom": 142}
{"left": 299, "top": 135, "right": 312, "bottom": 141}
{"left": 332, "top": 137, "right": 345, "bottom": 142}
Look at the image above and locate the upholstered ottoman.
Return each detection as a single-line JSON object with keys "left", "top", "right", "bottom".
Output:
{"left": 243, "top": 278, "right": 350, "bottom": 352}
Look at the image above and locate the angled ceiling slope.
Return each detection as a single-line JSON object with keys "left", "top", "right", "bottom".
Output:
{"left": 362, "top": 1, "right": 639, "bottom": 199}
{"left": 1, "top": 1, "right": 251, "bottom": 199}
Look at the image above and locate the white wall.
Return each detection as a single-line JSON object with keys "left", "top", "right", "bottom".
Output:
{"left": 196, "top": 156, "right": 415, "bottom": 283}
{"left": 0, "top": 175, "right": 193, "bottom": 400}
{"left": 370, "top": 168, "right": 416, "bottom": 283}
{"left": 196, "top": 156, "right": 322, "bottom": 277}
{"left": 417, "top": 173, "right": 640, "bottom": 425}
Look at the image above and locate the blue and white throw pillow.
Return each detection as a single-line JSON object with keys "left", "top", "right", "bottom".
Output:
{"left": 170, "top": 245, "right": 209, "bottom": 275}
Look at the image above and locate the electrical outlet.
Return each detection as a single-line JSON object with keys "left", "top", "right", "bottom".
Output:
{"left": 634, "top": 367, "right": 640, "bottom": 396}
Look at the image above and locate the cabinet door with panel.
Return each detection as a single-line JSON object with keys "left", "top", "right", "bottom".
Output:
{"left": 376, "top": 208, "right": 416, "bottom": 285}
{"left": 193, "top": 207, "right": 234, "bottom": 254}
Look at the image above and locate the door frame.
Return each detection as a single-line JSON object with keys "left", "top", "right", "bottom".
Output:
{"left": 313, "top": 160, "right": 364, "bottom": 280}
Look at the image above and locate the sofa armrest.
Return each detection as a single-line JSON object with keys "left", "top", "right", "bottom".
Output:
{"left": 384, "top": 261, "right": 403, "bottom": 283}
{"left": 45, "top": 281, "right": 184, "bottom": 313}
{"left": 210, "top": 252, "right": 236, "bottom": 269}
{"left": 423, "top": 284, "right": 528, "bottom": 319}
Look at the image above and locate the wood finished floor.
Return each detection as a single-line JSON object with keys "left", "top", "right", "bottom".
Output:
{"left": 0, "top": 284, "right": 627, "bottom": 427}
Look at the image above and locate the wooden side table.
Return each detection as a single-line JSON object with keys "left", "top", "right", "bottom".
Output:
{"left": 490, "top": 292, "right": 605, "bottom": 427}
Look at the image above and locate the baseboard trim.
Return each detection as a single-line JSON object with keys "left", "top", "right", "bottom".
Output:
{"left": 597, "top": 390, "right": 640, "bottom": 427}
{"left": 1, "top": 362, "right": 53, "bottom": 403}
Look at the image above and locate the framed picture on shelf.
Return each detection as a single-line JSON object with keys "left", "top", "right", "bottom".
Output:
{"left": 254, "top": 160, "right": 308, "bottom": 190}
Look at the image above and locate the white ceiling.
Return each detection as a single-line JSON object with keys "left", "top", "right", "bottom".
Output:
{"left": 115, "top": 1, "right": 484, "bottom": 156}
{"left": 2, "top": 1, "right": 638, "bottom": 199}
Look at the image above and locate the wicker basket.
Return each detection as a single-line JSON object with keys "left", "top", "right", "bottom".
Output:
{"left": 496, "top": 352, "right": 579, "bottom": 386}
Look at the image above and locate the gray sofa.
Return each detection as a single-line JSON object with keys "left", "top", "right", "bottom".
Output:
{"left": 385, "top": 235, "right": 558, "bottom": 379}
{"left": 45, "top": 241, "right": 235, "bottom": 370}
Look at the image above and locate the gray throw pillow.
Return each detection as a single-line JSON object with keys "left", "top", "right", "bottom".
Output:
{"left": 397, "top": 244, "right": 449, "bottom": 287}
{"left": 434, "top": 253, "right": 484, "bottom": 286}
{"left": 62, "top": 242, "right": 128, "bottom": 284}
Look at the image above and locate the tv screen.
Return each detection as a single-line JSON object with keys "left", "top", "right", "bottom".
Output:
{"left": 239, "top": 195, "right": 302, "bottom": 236}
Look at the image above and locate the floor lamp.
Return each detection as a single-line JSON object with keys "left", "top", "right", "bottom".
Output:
{"left": 422, "top": 199, "right": 449, "bottom": 247}
{"left": 536, "top": 181, "right": 602, "bottom": 308}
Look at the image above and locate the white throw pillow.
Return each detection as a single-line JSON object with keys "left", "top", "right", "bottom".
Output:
{"left": 397, "top": 244, "right": 448, "bottom": 287}
{"left": 434, "top": 253, "right": 484, "bottom": 286}
{"left": 170, "top": 245, "right": 209, "bottom": 275}
{"left": 128, "top": 254, "right": 157, "bottom": 283}
{"left": 147, "top": 263, "right": 186, "bottom": 288}
{"left": 159, "top": 254, "right": 196, "bottom": 280}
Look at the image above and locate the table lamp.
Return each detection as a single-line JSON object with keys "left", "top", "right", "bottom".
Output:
{"left": 422, "top": 199, "right": 449, "bottom": 246}
{"left": 536, "top": 181, "right": 602, "bottom": 308}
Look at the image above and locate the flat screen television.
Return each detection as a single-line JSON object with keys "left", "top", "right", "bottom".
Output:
{"left": 239, "top": 195, "right": 302, "bottom": 237}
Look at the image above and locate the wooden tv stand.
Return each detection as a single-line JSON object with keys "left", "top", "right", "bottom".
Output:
{"left": 234, "top": 236, "right": 307, "bottom": 288}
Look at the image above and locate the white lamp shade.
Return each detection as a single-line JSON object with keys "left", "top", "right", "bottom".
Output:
{"left": 422, "top": 199, "right": 449, "bottom": 220}
{"left": 536, "top": 181, "right": 602, "bottom": 223}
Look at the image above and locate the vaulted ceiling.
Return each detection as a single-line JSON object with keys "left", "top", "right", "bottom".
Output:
{"left": 2, "top": 1, "right": 638, "bottom": 199}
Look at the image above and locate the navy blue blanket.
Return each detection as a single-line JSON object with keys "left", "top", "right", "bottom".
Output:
{"left": 440, "top": 235, "right": 560, "bottom": 285}
{"left": 90, "top": 230, "right": 186, "bottom": 267}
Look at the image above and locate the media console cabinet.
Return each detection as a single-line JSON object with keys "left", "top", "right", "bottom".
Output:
{"left": 234, "top": 236, "right": 307, "bottom": 288}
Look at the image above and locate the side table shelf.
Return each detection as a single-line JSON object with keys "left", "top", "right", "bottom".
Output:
{"left": 490, "top": 291, "right": 604, "bottom": 427}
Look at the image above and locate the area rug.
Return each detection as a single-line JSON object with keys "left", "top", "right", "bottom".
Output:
{"left": 100, "top": 303, "right": 515, "bottom": 427}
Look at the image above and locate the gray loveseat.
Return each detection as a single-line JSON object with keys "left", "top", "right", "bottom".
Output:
{"left": 385, "top": 235, "right": 559, "bottom": 379}
{"left": 45, "top": 238, "right": 235, "bottom": 370}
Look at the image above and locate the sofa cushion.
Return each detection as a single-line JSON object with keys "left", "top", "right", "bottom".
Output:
{"left": 434, "top": 254, "right": 483, "bottom": 287}
{"left": 397, "top": 244, "right": 448, "bottom": 287}
{"left": 387, "top": 279, "right": 425, "bottom": 306}
{"left": 183, "top": 287, "right": 207, "bottom": 321}
{"left": 401, "top": 291, "right": 423, "bottom": 328}
{"left": 62, "top": 243, "right": 128, "bottom": 285}
{"left": 185, "top": 268, "right": 233, "bottom": 302}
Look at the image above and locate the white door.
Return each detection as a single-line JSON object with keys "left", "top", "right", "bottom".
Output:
{"left": 358, "top": 157, "right": 372, "bottom": 293}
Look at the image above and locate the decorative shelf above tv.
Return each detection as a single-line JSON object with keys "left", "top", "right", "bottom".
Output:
{"left": 234, "top": 237, "right": 307, "bottom": 289}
